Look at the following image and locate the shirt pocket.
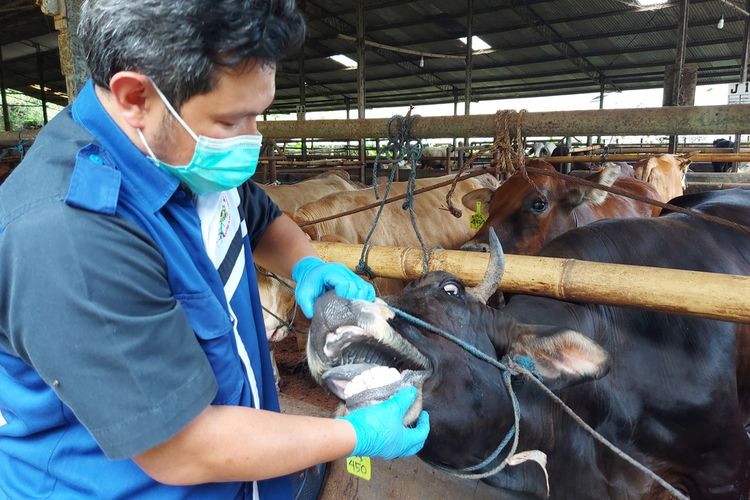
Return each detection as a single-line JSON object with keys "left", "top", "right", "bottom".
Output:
{"left": 175, "top": 290, "right": 245, "bottom": 405}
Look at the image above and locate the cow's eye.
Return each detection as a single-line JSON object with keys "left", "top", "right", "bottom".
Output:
{"left": 531, "top": 198, "right": 549, "bottom": 213}
{"left": 442, "top": 282, "right": 461, "bottom": 296}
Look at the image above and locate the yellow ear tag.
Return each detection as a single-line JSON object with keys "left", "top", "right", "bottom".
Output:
{"left": 346, "top": 456, "right": 372, "bottom": 480}
{"left": 470, "top": 201, "right": 488, "bottom": 230}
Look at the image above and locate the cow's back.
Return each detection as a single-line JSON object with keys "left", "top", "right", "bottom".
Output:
{"left": 510, "top": 189, "right": 750, "bottom": 497}
{"left": 294, "top": 174, "right": 498, "bottom": 249}
{"left": 260, "top": 172, "right": 356, "bottom": 213}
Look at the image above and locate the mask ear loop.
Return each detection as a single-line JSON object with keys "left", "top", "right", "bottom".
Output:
{"left": 148, "top": 79, "right": 200, "bottom": 142}
{"left": 136, "top": 128, "right": 160, "bottom": 164}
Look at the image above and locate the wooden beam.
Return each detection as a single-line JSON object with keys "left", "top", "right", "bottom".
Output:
{"left": 312, "top": 242, "right": 750, "bottom": 323}
{"left": 253, "top": 104, "right": 750, "bottom": 140}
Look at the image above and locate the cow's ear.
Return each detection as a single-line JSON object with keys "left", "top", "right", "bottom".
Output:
{"left": 567, "top": 162, "right": 620, "bottom": 207}
{"left": 462, "top": 188, "right": 494, "bottom": 211}
{"left": 509, "top": 326, "right": 610, "bottom": 391}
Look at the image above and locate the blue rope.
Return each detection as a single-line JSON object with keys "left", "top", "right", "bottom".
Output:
{"left": 388, "top": 306, "right": 521, "bottom": 478}
{"left": 356, "top": 110, "right": 429, "bottom": 277}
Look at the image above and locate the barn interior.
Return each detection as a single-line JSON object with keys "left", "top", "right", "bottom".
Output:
{"left": 2, "top": 1, "right": 750, "bottom": 497}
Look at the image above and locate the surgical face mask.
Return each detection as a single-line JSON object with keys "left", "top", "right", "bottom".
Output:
{"left": 136, "top": 82, "right": 262, "bottom": 195}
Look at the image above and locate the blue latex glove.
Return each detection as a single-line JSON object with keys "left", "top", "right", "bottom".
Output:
{"left": 292, "top": 256, "right": 376, "bottom": 318}
{"left": 340, "top": 386, "right": 430, "bottom": 460}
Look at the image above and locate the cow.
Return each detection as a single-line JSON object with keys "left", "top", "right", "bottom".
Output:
{"left": 306, "top": 188, "right": 750, "bottom": 499}
{"left": 257, "top": 170, "right": 361, "bottom": 343}
{"left": 712, "top": 139, "right": 750, "bottom": 173}
{"left": 420, "top": 146, "right": 454, "bottom": 170}
{"left": 527, "top": 141, "right": 559, "bottom": 158}
{"left": 461, "top": 160, "right": 660, "bottom": 255}
{"left": 259, "top": 169, "right": 357, "bottom": 215}
{"left": 294, "top": 173, "right": 499, "bottom": 248}
{"left": 633, "top": 154, "right": 691, "bottom": 203}
{"left": 293, "top": 173, "right": 499, "bottom": 300}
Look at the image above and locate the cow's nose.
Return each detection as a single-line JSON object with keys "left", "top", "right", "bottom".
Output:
{"left": 461, "top": 240, "right": 490, "bottom": 253}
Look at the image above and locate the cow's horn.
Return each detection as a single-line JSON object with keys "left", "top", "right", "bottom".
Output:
{"left": 468, "top": 228, "right": 505, "bottom": 303}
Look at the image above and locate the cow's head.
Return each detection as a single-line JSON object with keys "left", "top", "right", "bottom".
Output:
{"left": 461, "top": 161, "right": 621, "bottom": 255}
{"left": 307, "top": 231, "right": 610, "bottom": 493}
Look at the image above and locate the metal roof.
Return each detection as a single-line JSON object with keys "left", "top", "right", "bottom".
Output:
{"left": 1, "top": 0, "right": 748, "bottom": 114}
{"left": 0, "top": 0, "right": 67, "bottom": 107}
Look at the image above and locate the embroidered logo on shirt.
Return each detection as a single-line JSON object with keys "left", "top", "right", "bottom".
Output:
{"left": 218, "top": 194, "right": 232, "bottom": 242}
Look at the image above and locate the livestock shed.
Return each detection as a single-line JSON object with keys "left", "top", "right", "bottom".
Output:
{"left": 3, "top": 1, "right": 750, "bottom": 499}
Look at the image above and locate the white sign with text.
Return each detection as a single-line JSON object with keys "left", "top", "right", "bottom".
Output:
{"left": 728, "top": 82, "right": 750, "bottom": 104}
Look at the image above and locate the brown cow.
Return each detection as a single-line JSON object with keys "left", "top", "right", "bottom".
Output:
{"left": 461, "top": 160, "right": 660, "bottom": 255}
{"left": 633, "top": 154, "right": 691, "bottom": 204}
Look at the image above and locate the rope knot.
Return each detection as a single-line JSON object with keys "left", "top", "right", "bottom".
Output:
{"left": 508, "top": 355, "right": 544, "bottom": 382}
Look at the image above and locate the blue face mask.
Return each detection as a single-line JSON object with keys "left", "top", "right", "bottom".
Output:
{"left": 136, "top": 82, "right": 262, "bottom": 195}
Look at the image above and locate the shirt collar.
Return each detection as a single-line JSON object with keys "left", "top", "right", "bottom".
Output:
{"left": 71, "top": 80, "right": 180, "bottom": 212}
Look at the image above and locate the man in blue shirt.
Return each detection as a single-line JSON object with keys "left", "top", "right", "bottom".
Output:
{"left": 0, "top": 0, "right": 429, "bottom": 498}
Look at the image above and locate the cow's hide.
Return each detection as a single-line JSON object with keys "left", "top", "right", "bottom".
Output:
{"left": 308, "top": 189, "right": 750, "bottom": 499}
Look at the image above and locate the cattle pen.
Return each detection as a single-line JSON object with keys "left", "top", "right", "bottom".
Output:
{"left": 5, "top": 0, "right": 750, "bottom": 498}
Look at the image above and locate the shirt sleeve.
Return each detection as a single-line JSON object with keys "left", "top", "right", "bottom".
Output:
{"left": 239, "top": 180, "right": 282, "bottom": 248}
{"left": 0, "top": 202, "right": 218, "bottom": 460}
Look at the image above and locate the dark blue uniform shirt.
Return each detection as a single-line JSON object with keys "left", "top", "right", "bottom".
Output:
{"left": 0, "top": 81, "right": 291, "bottom": 499}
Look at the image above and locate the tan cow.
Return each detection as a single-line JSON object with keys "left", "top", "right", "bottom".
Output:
{"left": 293, "top": 173, "right": 500, "bottom": 296}
{"left": 633, "top": 154, "right": 691, "bottom": 204}
{"left": 257, "top": 170, "right": 361, "bottom": 343}
{"left": 295, "top": 174, "right": 499, "bottom": 247}
{"left": 259, "top": 169, "right": 356, "bottom": 214}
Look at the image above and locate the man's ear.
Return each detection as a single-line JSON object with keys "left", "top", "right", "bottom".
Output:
{"left": 508, "top": 325, "right": 610, "bottom": 391}
{"left": 107, "top": 71, "right": 156, "bottom": 130}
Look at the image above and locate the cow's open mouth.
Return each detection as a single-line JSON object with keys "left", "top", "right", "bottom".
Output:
{"left": 312, "top": 298, "right": 432, "bottom": 423}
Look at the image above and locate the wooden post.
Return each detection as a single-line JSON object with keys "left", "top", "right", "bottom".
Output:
{"left": 0, "top": 46, "right": 10, "bottom": 131}
{"left": 269, "top": 157, "right": 277, "bottom": 184}
{"left": 34, "top": 43, "right": 49, "bottom": 124}
{"left": 311, "top": 241, "right": 750, "bottom": 323}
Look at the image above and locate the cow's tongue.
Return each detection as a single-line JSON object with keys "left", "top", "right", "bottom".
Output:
{"left": 322, "top": 364, "right": 424, "bottom": 425}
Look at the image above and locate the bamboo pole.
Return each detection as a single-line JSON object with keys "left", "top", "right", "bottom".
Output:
{"left": 311, "top": 242, "right": 750, "bottom": 323}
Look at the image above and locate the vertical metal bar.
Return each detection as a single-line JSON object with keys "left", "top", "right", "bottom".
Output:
{"left": 345, "top": 96, "right": 351, "bottom": 157}
{"left": 596, "top": 81, "right": 604, "bottom": 145}
{"left": 298, "top": 0, "right": 307, "bottom": 162}
{"left": 734, "top": 0, "right": 750, "bottom": 160}
{"left": 35, "top": 43, "right": 49, "bottom": 124}
{"left": 357, "top": 0, "right": 366, "bottom": 183}
{"left": 453, "top": 88, "right": 458, "bottom": 149}
{"left": 669, "top": 0, "right": 689, "bottom": 153}
{"left": 464, "top": 0, "right": 473, "bottom": 149}
{"left": 0, "top": 46, "right": 10, "bottom": 131}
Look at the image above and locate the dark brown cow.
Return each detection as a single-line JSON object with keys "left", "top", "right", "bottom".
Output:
{"left": 461, "top": 160, "right": 661, "bottom": 255}
{"left": 307, "top": 189, "right": 750, "bottom": 499}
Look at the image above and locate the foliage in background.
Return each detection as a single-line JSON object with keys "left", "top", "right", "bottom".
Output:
{"left": 1, "top": 90, "right": 63, "bottom": 131}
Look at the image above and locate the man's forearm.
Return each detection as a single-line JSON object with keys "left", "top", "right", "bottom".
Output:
{"left": 253, "top": 214, "right": 317, "bottom": 277}
{"left": 134, "top": 405, "right": 356, "bottom": 485}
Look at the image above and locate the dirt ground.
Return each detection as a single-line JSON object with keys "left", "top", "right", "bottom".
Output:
{"left": 273, "top": 334, "right": 339, "bottom": 412}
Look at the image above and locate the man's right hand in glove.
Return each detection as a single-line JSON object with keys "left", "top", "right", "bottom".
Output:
{"left": 339, "top": 386, "right": 430, "bottom": 460}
